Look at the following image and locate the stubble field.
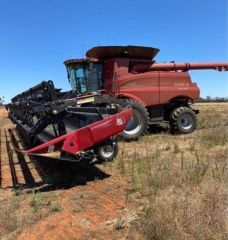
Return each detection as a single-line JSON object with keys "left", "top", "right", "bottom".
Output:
{"left": 0, "top": 103, "right": 227, "bottom": 240}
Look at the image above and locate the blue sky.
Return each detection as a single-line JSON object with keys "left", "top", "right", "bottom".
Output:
{"left": 0, "top": 0, "right": 227, "bottom": 103}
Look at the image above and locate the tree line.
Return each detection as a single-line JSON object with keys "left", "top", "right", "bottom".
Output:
{"left": 0, "top": 96, "right": 227, "bottom": 106}
{"left": 196, "top": 96, "right": 228, "bottom": 103}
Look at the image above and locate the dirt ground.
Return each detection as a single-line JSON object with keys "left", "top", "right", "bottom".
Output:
{"left": 0, "top": 107, "right": 7, "bottom": 118}
{"left": 16, "top": 177, "right": 132, "bottom": 240}
{"left": 0, "top": 108, "right": 12, "bottom": 129}
{"left": 0, "top": 106, "right": 142, "bottom": 240}
{"left": 0, "top": 103, "right": 227, "bottom": 240}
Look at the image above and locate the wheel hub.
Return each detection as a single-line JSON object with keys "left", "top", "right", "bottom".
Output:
{"left": 179, "top": 114, "right": 193, "bottom": 130}
{"left": 99, "top": 145, "right": 114, "bottom": 158}
{"left": 124, "top": 110, "right": 143, "bottom": 135}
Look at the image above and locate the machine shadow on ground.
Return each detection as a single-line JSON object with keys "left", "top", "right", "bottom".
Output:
{"left": 148, "top": 124, "right": 169, "bottom": 134}
{"left": 32, "top": 156, "right": 110, "bottom": 192}
{"left": 1, "top": 127, "right": 110, "bottom": 193}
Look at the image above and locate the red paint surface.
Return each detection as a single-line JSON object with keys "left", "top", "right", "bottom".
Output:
{"left": 26, "top": 108, "right": 132, "bottom": 155}
{"left": 65, "top": 46, "right": 228, "bottom": 107}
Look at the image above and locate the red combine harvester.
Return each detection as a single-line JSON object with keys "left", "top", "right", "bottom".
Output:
{"left": 64, "top": 45, "right": 228, "bottom": 140}
{"left": 6, "top": 45, "right": 228, "bottom": 162}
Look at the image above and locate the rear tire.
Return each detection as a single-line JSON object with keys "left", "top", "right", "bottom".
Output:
{"left": 169, "top": 106, "right": 197, "bottom": 134}
{"left": 120, "top": 100, "right": 149, "bottom": 140}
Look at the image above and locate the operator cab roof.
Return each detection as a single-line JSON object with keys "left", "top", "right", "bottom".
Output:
{"left": 86, "top": 45, "right": 160, "bottom": 60}
{"left": 64, "top": 58, "right": 99, "bottom": 66}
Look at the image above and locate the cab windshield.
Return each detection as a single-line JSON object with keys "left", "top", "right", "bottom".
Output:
{"left": 67, "top": 62, "right": 103, "bottom": 94}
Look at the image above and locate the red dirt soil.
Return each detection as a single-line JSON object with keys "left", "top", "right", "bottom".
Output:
{"left": 17, "top": 178, "right": 130, "bottom": 240}
{"left": 0, "top": 111, "right": 141, "bottom": 240}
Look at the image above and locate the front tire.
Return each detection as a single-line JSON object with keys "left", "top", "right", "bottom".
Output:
{"left": 120, "top": 100, "right": 149, "bottom": 140}
{"left": 169, "top": 106, "right": 197, "bottom": 134}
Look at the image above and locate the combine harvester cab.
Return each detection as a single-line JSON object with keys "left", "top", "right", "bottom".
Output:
{"left": 7, "top": 80, "right": 132, "bottom": 162}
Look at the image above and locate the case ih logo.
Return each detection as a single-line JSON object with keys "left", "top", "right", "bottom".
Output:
{"left": 116, "top": 117, "right": 124, "bottom": 126}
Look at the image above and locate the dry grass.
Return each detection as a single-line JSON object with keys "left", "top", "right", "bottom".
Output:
{"left": 135, "top": 182, "right": 227, "bottom": 240}
{"left": 0, "top": 103, "right": 227, "bottom": 240}
{"left": 0, "top": 191, "right": 61, "bottom": 238}
{"left": 115, "top": 103, "right": 228, "bottom": 240}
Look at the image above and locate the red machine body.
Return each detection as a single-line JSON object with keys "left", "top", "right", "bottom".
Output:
{"left": 102, "top": 58, "right": 201, "bottom": 106}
